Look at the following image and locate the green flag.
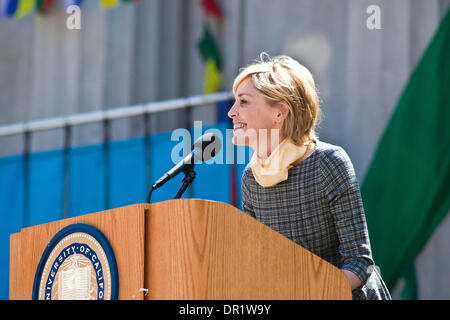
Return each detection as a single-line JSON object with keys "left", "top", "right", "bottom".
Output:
{"left": 197, "top": 25, "right": 222, "bottom": 71}
{"left": 197, "top": 24, "right": 223, "bottom": 94}
{"left": 361, "top": 8, "right": 450, "bottom": 294}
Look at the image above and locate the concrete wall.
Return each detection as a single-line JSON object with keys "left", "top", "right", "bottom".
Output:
{"left": 0, "top": 0, "right": 448, "bottom": 298}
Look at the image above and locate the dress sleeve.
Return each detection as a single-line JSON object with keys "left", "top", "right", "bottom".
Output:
{"left": 319, "top": 147, "right": 374, "bottom": 287}
{"left": 241, "top": 167, "right": 256, "bottom": 218}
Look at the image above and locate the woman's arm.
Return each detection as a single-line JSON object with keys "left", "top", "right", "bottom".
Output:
{"left": 320, "top": 148, "right": 375, "bottom": 290}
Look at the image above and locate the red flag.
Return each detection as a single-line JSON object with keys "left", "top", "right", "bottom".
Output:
{"left": 37, "top": 0, "right": 57, "bottom": 13}
{"left": 201, "top": 0, "right": 222, "bottom": 19}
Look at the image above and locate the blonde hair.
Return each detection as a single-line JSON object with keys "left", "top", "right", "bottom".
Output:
{"left": 233, "top": 53, "right": 321, "bottom": 145}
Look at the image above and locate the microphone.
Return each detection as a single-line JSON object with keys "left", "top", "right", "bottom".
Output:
{"left": 149, "top": 132, "right": 222, "bottom": 196}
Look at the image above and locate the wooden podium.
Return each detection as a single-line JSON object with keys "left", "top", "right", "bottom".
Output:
{"left": 10, "top": 199, "right": 351, "bottom": 300}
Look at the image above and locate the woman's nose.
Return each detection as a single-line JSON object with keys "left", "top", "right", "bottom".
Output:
{"left": 228, "top": 103, "right": 237, "bottom": 119}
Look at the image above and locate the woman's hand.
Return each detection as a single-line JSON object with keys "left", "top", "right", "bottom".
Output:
{"left": 342, "top": 269, "right": 362, "bottom": 290}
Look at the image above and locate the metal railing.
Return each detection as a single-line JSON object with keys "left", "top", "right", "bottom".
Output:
{"left": 0, "top": 91, "right": 234, "bottom": 137}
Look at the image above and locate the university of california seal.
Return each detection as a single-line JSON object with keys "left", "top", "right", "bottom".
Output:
{"left": 32, "top": 224, "right": 118, "bottom": 300}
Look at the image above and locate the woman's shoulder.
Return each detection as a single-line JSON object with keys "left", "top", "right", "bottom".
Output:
{"left": 314, "top": 140, "right": 351, "bottom": 164}
{"left": 314, "top": 139, "right": 357, "bottom": 182}
{"left": 314, "top": 141, "right": 353, "bottom": 171}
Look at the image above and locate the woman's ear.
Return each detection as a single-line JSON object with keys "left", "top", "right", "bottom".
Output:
{"left": 275, "top": 101, "right": 290, "bottom": 124}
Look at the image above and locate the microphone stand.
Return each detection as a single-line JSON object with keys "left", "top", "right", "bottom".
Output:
{"left": 174, "top": 168, "right": 196, "bottom": 199}
{"left": 147, "top": 165, "right": 197, "bottom": 203}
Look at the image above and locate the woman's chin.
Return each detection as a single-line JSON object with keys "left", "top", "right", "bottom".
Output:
{"left": 232, "top": 135, "right": 243, "bottom": 146}
{"left": 232, "top": 133, "right": 249, "bottom": 146}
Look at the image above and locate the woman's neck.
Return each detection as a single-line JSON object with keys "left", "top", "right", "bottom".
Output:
{"left": 254, "top": 134, "right": 286, "bottom": 160}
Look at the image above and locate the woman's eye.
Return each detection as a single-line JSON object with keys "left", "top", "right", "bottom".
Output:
{"left": 240, "top": 99, "right": 248, "bottom": 105}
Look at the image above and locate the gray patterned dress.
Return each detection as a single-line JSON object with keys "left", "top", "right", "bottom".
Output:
{"left": 241, "top": 139, "right": 391, "bottom": 300}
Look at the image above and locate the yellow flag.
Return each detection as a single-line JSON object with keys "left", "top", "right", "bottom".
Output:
{"left": 203, "top": 58, "right": 222, "bottom": 94}
{"left": 15, "top": 0, "right": 35, "bottom": 19}
{"left": 101, "top": 0, "right": 119, "bottom": 10}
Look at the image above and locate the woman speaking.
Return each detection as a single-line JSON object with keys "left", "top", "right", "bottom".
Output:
{"left": 228, "top": 53, "right": 391, "bottom": 300}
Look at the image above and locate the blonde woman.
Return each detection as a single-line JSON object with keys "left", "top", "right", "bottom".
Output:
{"left": 228, "top": 53, "right": 391, "bottom": 300}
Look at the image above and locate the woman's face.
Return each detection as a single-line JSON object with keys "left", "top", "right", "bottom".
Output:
{"left": 228, "top": 77, "right": 284, "bottom": 154}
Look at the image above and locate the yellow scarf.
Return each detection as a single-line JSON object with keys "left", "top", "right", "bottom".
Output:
{"left": 250, "top": 138, "right": 309, "bottom": 187}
